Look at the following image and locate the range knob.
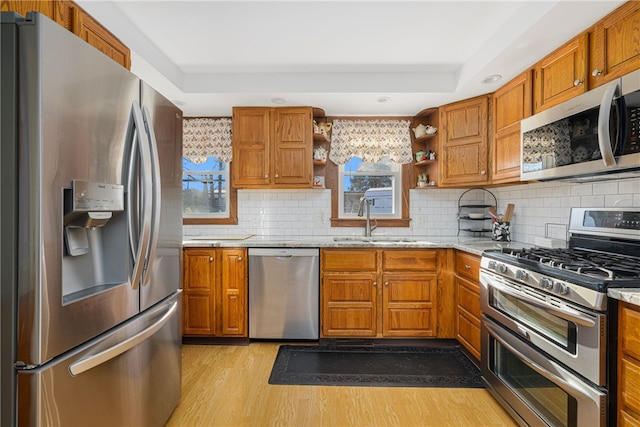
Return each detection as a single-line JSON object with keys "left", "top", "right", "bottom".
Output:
{"left": 497, "top": 263, "right": 508, "bottom": 274}
{"left": 540, "top": 277, "right": 554, "bottom": 290}
{"left": 515, "top": 270, "right": 528, "bottom": 280}
{"left": 554, "top": 282, "right": 569, "bottom": 295}
{"left": 488, "top": 261, "right": 497, "bottom": 270}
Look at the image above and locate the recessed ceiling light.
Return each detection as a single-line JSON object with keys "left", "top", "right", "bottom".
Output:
{"left": 482, "top": 75, "right": 502, "bottom": 84}
{"left": 271, "top": 97, "right": 286, "bottom": 104}
{"left": 377, "top": 96, "right": 391, "bottom": 103}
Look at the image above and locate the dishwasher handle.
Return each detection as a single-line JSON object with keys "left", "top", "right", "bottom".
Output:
{"left": 248, "top": 248, "right": 319, "bottom": 257}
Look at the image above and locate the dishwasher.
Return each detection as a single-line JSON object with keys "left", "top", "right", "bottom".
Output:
{"left": 248, "top": 248, "right": 319, "bottom": 340}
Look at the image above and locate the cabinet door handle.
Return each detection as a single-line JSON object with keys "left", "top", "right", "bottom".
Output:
{"left": 464, "top": 264, "right": 471, "bottom": 270}
{"left": 275, "top": 173, "right": 279, "bottom": 178}
{"left": 592, "top": 69, "right": 602, "bottom": 76}
{"left": 384, "top": 281, "right": 389, "bottom": 286}
{"left": 574, "top": 79, "right": 584, "bottom": 86}
{"left": 238, "top": 256, "right": 243, "bottom": 262}
{"left": 480, "top": 170, "right": 486, "bottom": 175}
{"left": 373, "top": 281, "right": 377, "bottom": 287}
{"left": 209, "top": 257, "right": 214, "bottom": 262}
{"left": 264, "top": 174, "right": 269, "bottom": 179}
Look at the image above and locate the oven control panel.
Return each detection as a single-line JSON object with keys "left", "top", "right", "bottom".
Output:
{"left": 481, "top": 258, "right": 607, "bottom": 311}
{"left": 569, "top": 207, "right": 640, "bottom": 239}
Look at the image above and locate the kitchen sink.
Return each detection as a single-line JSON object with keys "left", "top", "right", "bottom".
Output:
{"left": 333, "top": 236, "right": 418, "bottom": 243}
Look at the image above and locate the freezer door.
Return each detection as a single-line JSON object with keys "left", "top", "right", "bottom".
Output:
{"left": 139, "top": 82, "right": 183, "bottom": 311}
{"left": 16, "top": 292, "right": 182, "bottom": 427}
{"left": 16, "top": 13, "right": 140, "bottom": 367}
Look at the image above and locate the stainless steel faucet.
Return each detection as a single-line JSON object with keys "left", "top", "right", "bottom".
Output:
{"left": 357, "top": 196, "right": 378, "bottom": 237}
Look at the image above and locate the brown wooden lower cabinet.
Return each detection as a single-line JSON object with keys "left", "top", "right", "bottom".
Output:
{"left": 320, "top": 248, "right": 438, "bottom": 338}
{"left": 455, "top": 251, "right": 481, "bottom": 360}
{"left": 182, "top": 248, "right": 247, "bottom": 337}
{"left": 322, "top": 271, "right": 378, "bottom": 336}
{"left": 382, "top": 272, "right": 437, "bottom": 337}
{"left": 618, "top": 301, "right": 640, "bottom": 425}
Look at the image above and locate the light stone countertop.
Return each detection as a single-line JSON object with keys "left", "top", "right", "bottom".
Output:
{"left": 183, "top": 235, "right": 531, "bottom": 256}
{"left": 608, "top": 288, "right": 640, "bottom": 307}
{"left": 183, "top": 235, "right": 640, "bottom": 308}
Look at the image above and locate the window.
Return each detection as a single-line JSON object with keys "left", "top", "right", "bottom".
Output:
{"left": 182, "top": 117, "right": 236, "bottom": 225}
{"left": 183, "top": 157, "right": 237, "bottom": 224}
{"left": 183, "top": 157, "right": 228, "bottom": 216}
{"left": 338, "top": 156, "right": 401, "bottom": 219}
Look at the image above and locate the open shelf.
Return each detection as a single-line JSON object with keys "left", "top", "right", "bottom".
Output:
{"left": 412, "top": 107, "right": 439, "bottom": 189}
{"left": 313, "top": 133, "right": 328, "bottom": 143}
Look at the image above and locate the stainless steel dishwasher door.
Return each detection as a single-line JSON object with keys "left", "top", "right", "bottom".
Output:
{"left": 248, "top": 248, "right": 320, "bottom": 339}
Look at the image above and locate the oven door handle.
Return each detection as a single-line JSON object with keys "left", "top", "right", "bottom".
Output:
{"left": 488, "top": 280, "right": 596, "bottom": 327}
{"left": 484, "top": 319, "right": 600, "bottom": 399}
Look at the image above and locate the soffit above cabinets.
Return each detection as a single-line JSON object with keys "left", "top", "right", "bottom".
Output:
{"left": 77, "top": 1, "right": 625, "bottom": 117}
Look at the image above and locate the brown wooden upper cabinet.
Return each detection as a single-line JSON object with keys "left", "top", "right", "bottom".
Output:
{"left": 491, "top": 69, "right": 533, "bottom": 184}
{"left": 533, "top": 33, "right": 588, "bottom": 114}
{"left": 1, "top": 0, "right": 130, "bottom": 70}
{"left": 1, "top": 0, "right": 67, "bottom": 25}
{"left": 438, "top": 95, "right": 490, "bottom": 187}
{"left": 69, "top": 3, "right": 131, "bottom": 69}
{"left": 589, "top": 1, "right": 640, "bottom": 88}
{"left": 232, "top": 107, "right": 314, "bottom": 189}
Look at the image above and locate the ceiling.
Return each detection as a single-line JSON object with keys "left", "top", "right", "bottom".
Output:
{"left": 77, "top": 0, "right": 625, "bottom": 117}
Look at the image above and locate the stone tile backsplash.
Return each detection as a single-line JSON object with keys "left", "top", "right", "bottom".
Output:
{"left": 184, "top": 176, "right": 640, "bottom": 245}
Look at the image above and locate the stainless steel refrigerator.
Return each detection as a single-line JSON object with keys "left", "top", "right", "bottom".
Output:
{"left": 1, "top": 12, "right": 183, "bottom": 427}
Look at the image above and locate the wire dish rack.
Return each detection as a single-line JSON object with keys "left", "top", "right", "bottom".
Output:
{"left": 457, "top": 188, "right": 497, "bottom": 236}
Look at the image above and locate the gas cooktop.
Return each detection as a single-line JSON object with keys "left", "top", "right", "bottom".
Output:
{"left": 483, "top": 207, "right": 640, "bottom": 293}
{"left": 494, "top": 247, "right": 640, "bottom": 281}
{"left": 483, "top": 248, "right": 640, "bottom": 294}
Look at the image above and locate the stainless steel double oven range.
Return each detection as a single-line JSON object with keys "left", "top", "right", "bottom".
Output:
{"left": 480, "top": 207, "right": 640, "bottom": 427}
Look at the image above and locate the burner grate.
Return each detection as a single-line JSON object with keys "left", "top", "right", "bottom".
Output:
{"left": 500, "top": 247, "right": 640, "bottom": 281}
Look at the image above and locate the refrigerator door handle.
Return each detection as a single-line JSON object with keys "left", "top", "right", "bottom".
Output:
{"left": 67, "top": 299, "right": 178, "bottom": 376}
{"left": 126, "top": 101, "right": 153, "bottom": 290}
{"left": 140, "top": 106, "right": 162, "bottom": 287}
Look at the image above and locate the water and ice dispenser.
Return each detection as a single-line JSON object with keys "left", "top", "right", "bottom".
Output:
{"left": 62, "top": 180, "right": 128, "bottom": 304}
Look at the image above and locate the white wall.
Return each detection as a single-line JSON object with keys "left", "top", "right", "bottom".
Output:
{"left": 184, "top": 176, "right": 640, "bottom": 245}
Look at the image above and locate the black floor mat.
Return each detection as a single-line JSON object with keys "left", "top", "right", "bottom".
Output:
{"left": 268, "top": 343, "right": 484, "bottom": 388}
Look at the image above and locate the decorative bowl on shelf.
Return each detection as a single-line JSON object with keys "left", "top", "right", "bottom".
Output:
{"left": 468, "top": 213, "right": 485, "bottom": 219}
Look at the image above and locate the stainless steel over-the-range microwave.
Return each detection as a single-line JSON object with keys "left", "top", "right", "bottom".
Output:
{"left": 521, "top": 69, "right": 640, "bottom": 181}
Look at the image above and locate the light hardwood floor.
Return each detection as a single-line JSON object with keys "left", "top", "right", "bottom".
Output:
{"left": 166, "top": 343, "right": 517, "bottom": 427}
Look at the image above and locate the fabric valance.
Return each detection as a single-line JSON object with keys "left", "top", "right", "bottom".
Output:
{"left": 328, "top": 119, "right": 413, "bottom": 165}
{"left": 183, "top": 118, "right": 233, "bottom": 164}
